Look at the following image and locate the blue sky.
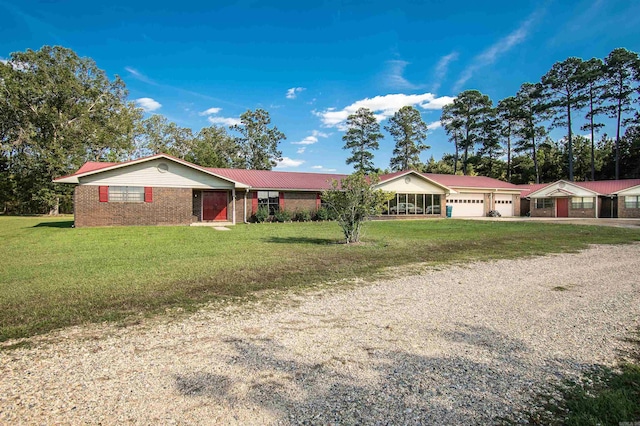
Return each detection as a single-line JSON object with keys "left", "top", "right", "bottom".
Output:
{"left": 1, "top": 0, "right": 639, "bottom": 173}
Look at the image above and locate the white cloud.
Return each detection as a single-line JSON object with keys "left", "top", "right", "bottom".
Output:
{"left": 292, "top": 130, "right": 330, "bottom": 145}
{"left": 0, "top": 57, "right": 7, "bottom": 64}
{"left": 125, "top": 66, "right": 143, "bottom": 78}
{"left": 200, "top": 107, "right": 241, "bottom": 126}
{"left": 311, "top": 165, "right": 338, "bottom": 172}
{"left": 199, "top": 107, "right": 222, "bottom": 116}
{"left": 135, "top": 97, "right": 162, "bottom": 112}
{"left": 275, "top": 157, "right": 305, "bottom": 168}
{"left": 296, "top": 147, "right": 306, "bottom": 154}
{"left": 207, "top": 116, "right": 241, "bottom": 126}
{"left": 453, "top": 11, "right": 540, "bottom": 91}
{"left": 314, "top": 93, "right": 455, "bottom": 129}
{"left": 431, "top": 52, "right": 459, "bottom": 92}
{"left": 427, "top": 121, "right": 442, "bottom": 131}
{"left": 293, "top": 135, "right": 318, "bottom": 145}
{"left": 286, "top": 87, "right": 305, "bottom": 99}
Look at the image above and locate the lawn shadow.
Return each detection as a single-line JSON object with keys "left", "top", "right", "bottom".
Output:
{"left": 33, "top": 220, "right": 74, "bottom": 228}
{"left": 264, "top": 236, "right": 338, "bottom": 245}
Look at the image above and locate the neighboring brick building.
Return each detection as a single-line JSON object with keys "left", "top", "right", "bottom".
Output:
{"left": 518, "top": 180, "right": 640, "bottom": 218}
{"left": 55, "top": 153, "right": 523, "bottom": 227}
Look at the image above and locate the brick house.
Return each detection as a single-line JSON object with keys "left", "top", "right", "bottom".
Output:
{"left": 54, "top": 154, "right": 522, "bottom": 227}
{"left": 518, "top": 179, "right": 640, "bottom": 218}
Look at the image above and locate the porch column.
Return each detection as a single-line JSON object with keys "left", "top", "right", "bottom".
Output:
{"left": 232, "top": 189, "right": 236, "bottom": 225}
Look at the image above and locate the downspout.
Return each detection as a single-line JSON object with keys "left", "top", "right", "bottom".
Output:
{"left": 595, "top": 194, "right": 599, "bottom": 219}
{"left": 243, "top": 188, "right": 250, "bottom": 224}
{"left": 232, "top": 188, "right": 236, "bottom": 225}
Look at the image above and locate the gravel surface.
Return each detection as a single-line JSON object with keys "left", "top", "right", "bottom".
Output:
{"left": 1, "top": 244, "right": 639, "bottom": 425}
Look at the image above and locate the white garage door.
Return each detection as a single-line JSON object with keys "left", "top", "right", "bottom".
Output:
{"left": 495, "top": 194, "right": 514, "bottom": 217}
{"left": 446, "top": 194, "right": 485, "bottom": 217}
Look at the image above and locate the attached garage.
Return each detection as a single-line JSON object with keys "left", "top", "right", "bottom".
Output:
{"left": 446, "top": 194, "right": 485, "bottom": 217}
{"left": 494, "top": 194, "right": 514, "bottom": 217}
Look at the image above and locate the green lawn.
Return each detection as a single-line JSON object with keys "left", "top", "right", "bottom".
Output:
{"left": 2, "top": 216, "right": 639, "bottom": 342}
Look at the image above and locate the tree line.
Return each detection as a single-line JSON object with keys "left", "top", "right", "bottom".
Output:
{"left": 3, "top": 45, "right": 639, "bottom": 214}
{"left": 341, "top": 48, "right": 640, "bottom": 184}
{"left": 437, "top": 48, "right": 640, "bottom": 184}
{"left": 0, "top": 46, "right": 285, "bottom": 214}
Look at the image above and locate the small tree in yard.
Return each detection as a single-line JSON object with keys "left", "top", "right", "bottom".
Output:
{"left": 321, "top": 173, "right": 393, "bottom": 244}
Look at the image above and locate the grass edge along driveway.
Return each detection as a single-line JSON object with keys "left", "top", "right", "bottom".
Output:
{"left": 2, "top": 216, "right": 639, "bottom": 342}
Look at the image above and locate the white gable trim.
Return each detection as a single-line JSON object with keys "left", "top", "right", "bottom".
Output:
{"left": 375, "top": 170, "right": 455, "bottom": 194}
{"left": 528, "top": 180, "right": 599, "bottom": 198}
{"left": 613, "top": 184, "right": 640, "bottom": 196}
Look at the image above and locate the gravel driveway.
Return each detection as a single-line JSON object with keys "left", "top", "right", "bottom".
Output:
{"left": 1, "top": 244, "right": 639, "bottom": 424}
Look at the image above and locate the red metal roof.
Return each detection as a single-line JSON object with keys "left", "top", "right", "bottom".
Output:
{"left": 58, "top": 155, "right": 523, "bottom": 191}
{"left": 76, "top": 161, "right": 117, "bottom": 174}
{"left": 572, "top": 179, "right": 640, "bottom": 194}
{"left": 515, "top": 183, "right": 549, "bottom": 198}
{"left": 207, "top": 168, "right": 347, "bottom": 190}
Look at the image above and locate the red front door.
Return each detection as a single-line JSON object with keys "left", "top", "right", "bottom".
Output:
{"left": 557, "top": 198, "right": 569, "bottom": 217}
{"left": 202, "top": 192, "right": 228, "bottom": 221}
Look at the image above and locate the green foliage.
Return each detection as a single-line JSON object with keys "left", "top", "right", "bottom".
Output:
{"left": 184, "top": 125, "right": 240, "bottom": 168}
{"left": 321, "top": 173, "right": 393, "bottom": 243}
{"left": 496, "top": 96, "right": 521, "bottom": 182}
{"left": 293, "top": 209, "right": 312, "bottom": 222}
{"left": 273, "top": 209, "right": 292, "bottom": 222}
{"left": 314, "top": 206, "right": 331, "bottom": 221}
{"left": 385, "top": 105, "right": 429, "bottom": 171}
{"left": 1, "top": 46, "right": 140, "bottom": 213}
{"left": 440, "top": 90, "right": 493, "bottom": 175}
{"left": 602, "top": 48, "right": 640, "bottom": 179}
{"left": 136, "top": 114, "right": 194, "bottom": 158}
{"left": 253, "top": 205, "right": 270, "bottom": 223}
{"left": 580, "top": 58, "right": 606, "bottom": 180}
{"left": 342, "top": 107, "right": 383, "bottom": 173}
{"left": 521, "top": 363, "right": 640, "bottom": 425}
{"left": 231, "top": 109, "right": 285, "bottom": 170}
{"left": 541, "top": 57, "right": 587, "bottom": 181}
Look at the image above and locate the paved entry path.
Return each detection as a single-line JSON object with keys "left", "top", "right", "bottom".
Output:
{"left": 1, "top": 244, "right": 639, "bottom": 424}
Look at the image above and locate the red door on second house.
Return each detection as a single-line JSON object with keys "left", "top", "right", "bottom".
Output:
{"left": 557, "top": 198, "right": 569, "bottom": 217}
{"left": 202, "top": 191, "right": 228, "bottom": 221}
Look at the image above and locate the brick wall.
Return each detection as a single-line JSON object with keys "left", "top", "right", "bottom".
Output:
{"left": 530, "top": 199, "right": 555, "bottom": 217}
{"left": 483, "top": 194, "right": 491, "bottom": 216}
{"left": 74, "top": 186, "right": 193, "bottom": 227}
{"left": 192, "top": 190, "right": 202, "bottom": 221}
{"left": 619, "top": 196, "right": 640, "bottom": 218}
{"left": 568, "top": 206, "right": 596, "bottom": 218}
{"left": 284, "top": 192, "right": 318, "bottom": 213}
{"left": 514, "top": 196, "right": 521, "bottom": 217}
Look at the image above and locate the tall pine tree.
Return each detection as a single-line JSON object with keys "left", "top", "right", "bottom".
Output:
{"left": 385, "top": 106, "right": 429, "bottom": 171}
{"left": 342, "top": 108, "right": 383, "bottom": 173}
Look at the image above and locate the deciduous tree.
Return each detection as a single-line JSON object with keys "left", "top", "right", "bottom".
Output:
{"left": 185, "top": 125, "right": 240, "bottom": 168}
{"left": 321, "top": 173, "right": 393, "bottom": 244}
{"left": 1, "top": 46, "right": 138, "bottom": 213}
{"left": 231, "top": 109, "right": 285, "bottom": 170}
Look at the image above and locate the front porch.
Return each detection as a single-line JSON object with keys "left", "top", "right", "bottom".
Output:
{"left": 192, "top": 189, "right": 237, "bottom": 224}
